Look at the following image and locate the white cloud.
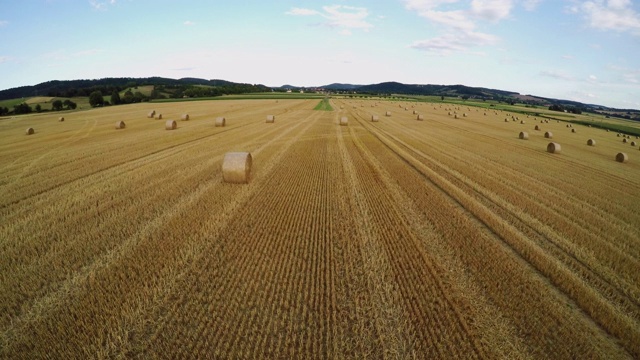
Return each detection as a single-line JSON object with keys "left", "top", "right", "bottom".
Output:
{"left": 562, "top": 54, "right": 574, "bottom": 59}
{"left": 470, "top": 0, "right": 513, "bottom": 22}
{"left": 573, "top": 0, "right": 640, "bottom": 34}
{"left": 286, "top": 5, "right": 373, "bottom": 34}
{"left": 0, "top": 56, "right": 11, "bottom": 64}
{"left": 0, "top": 20, "right": 8, "bottom": 27}
{"left": 403, "top": 0, "right": 511, "bottom": 54}
{"left": 286, "top": 8, "right": 320, "bottom": 16}
{"left": 184, "top": 20, "right": 195, "bottom": 26}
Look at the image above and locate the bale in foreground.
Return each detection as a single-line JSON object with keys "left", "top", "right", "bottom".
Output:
{"left": 115, "top": 121, "right": 126, "bottom": 129}
{"left": 165, "top": 120, "right": 177, "bottom": 130}
{"left": 215, "top": 117, "right": 226, "bottom": 127}
{"left": 519, "top": 131, "right": 529, "bottom": 140}
{"left": 266, "top": 115, "right": 275, "bottom": 123}
{"left": 340, "top": 117, "right": 348, "bottom": 126}
{"left": 545, "top": 132, "right": 553, "bottom": 139}
{"left": 587, "top": 139, "right": 596, "bottom": 146}
{"left": 616, "top": 152, "right": 628, "bottom": 163}
{"left": 371, "top": 115, "right": 379, "bottom": 122}
{"left": 147, "top": 110, "right": 155, "bottom": 118}
{"left": 181, "top": 114, "right": 190, "bottom": 121}
{"left": 547, "top": 142, "right": 561, "bottom": 154}
{"left": 26, "top": 127, "right": 34, "bottom": 135}
{"left": 222, "top": 152, "right": 252, "bottom": 184}
{"left": 58, "top": 117, "right": 64, "bottom": 122}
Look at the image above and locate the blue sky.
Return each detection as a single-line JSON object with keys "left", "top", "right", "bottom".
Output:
{"left": 1, "top": 0, "right": 639, "bottom": 109}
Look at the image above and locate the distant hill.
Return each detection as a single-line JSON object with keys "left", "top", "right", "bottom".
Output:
{"left": 0, "top": 77, "right": 270, "bottom": 100}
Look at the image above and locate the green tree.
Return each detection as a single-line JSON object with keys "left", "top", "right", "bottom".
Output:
{"left": 122, "top": 90, "right": 134, "bottom": 104}
{"left": 111, "top": 90, "right": 121, "bottom": 105}
{"left": 63, "top": 99, "right": 77, "bottom": 110}
{"left": 52, "top": 100, "right": 63, "bottom": 111}
{"left": 35, "top": 104, "right": 42, "bottom": 112}
{"left": 13, "top": 103, "right": 32, "bottom": 114}
{"left": 89, "top": 91, "right": 104, "bottom": 107}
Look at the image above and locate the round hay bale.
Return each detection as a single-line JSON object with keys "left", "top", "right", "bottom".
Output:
{"left": 340, "top": 116, "right": 348, "bottom": 126}
{"left": 463, "top": 113, "right": 467, "bottom": 117}
{"left": 544, "top": 131, "right": 553, "bottom": 139}
{"left": 215, "top": 117, "right": 226, "bottom": 127}
{"left": 371, "top": 115, "right": 379, "bottom": 122}
{"left": 616, "top": 152, "right": 628, "bottom": 163}
{"left": 571, "top": 128, "right": 576, "bottom": 133}
{"left": 115, "top": 121, "right": 126, "bottom": 129}
{"left": 26, "top": 127, "right": 34, "bottom": 135}
{"left": 58, "top": 117, "right": 65, "bottom": 122}
{"left": 587, "top": 138, "right": 596, "bottom": 146}
{"left": 606, "top": 129, "right": 610, "bottom": 132}
{"left": 623, "top": 138, "right": 628, "bottom": 143}
{"left": 266, "top": 115, "right": 275, "bottom": 123}
{"left": 165, "top": 120, "right": 177, "bottom": 130}
{"left": 222, "top": 152, "right": 252, "bottom": 184}
{"left": 535, "top": 125, "right": 540, "bottom": 130}
{"left": 448, "top": 112, "right": 452, "bottom": 116}
{"left": 520, "top": 120, "right": 525, "bottom": 124}
{"left": 181, "top": 114, "right": 190, "bottom": 121}
{"left": 617, "top": 133, "right": 621, "bottom": 137}
{"left": 454, "top": 114, "right": 458, "bottom": 119}
{"left": 504, "top": 118, "right": 509, "bottom": 122}
{"left": 386, "top": 111, "right": 391, "bottom": 117}
{"left": 147, "top": 110, "right": 156, "bottom": 118}
{"left": 155, "top": 114, "right": 163, "bottom": 120}
{"left": 566, "top": 124, "right": 570, "bottom": 128}
{"left": 417, "top": 114, "right": 424, "bottom": 121}
{"left": 413, "top": 110, "right": 417, "bottom": 114}
{"left": 631, "top": 141, "right": 637, "bottom": 147}
{"left": 519, "top": 131, "right": 529, "bottom": 140}
{"left": 547, "top": 142, "right": 561, "bottom": 154}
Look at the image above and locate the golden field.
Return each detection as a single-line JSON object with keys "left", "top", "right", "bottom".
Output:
{"left": 1, "top": 98, "right": 639, "bottom": 359}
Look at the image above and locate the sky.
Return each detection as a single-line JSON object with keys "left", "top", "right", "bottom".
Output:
{"left": 0, "top": 0, "right": 639, "bottom": 109}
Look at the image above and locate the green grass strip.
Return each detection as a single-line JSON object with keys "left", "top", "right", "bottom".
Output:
{"left": 314, "top": 98, "right": 333, "bottom": 111}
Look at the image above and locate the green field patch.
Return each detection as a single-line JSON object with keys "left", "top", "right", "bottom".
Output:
{"left": 314, "top": 98, "right": 334, "bottom": 111}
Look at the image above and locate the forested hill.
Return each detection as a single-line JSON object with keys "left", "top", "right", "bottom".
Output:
{"left": 0, "top": 77, "right": 270, "bottom": 100}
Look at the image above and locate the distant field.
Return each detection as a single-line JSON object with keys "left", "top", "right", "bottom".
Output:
{"left": 1, "top": 98, "right": 639, "bottom": 358}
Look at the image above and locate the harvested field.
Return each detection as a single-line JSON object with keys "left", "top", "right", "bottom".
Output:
{"left": 0, "top": 98, "right": 639, "bottom": 359}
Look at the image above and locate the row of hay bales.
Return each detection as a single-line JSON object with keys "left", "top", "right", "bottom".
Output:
{"left": 518, "top": 132, "right": 632, "bottom": 162}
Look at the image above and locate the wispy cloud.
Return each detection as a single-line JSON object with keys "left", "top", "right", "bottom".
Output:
{"left": 184, "top": 20, "right": 195, "bottom": 26}
{"left": 286, "top": 5, "right": 373, "bottom": 34}
{"left": 286, "top": 8, "right": 320, "bottom": 16}
{"left": 539, "top": 69, "right": 576, "bottom": 81}
{"left": 0, "top": 20, "right": 8, "bottom": 28}
{"left": 403, "top": 0, "right": 512, "bottom": 54}
{"left": 410, "top": 31, "right": 499, "bottom": 54}
{"left": 569, "top": 0, "right": 640, "bottom": 35}
{"left": 90, "top": 0, "right": 117, "bottom": 11}
{"left": 522, "top": 0, "right": 542, "bottom": 11}
{"left": 0, "top": 55, "right": 11, "bottom": 64}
